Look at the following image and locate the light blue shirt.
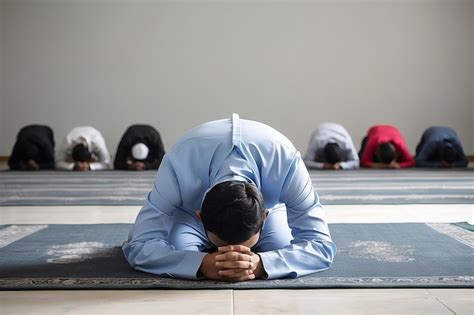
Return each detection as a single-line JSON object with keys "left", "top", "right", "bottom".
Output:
{"left": 123, "top": 114, "right": 336, "bottom": 280}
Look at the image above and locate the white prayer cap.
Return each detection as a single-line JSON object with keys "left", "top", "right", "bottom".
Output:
{"left": 131, "top": 143, "right": 149, "bottom": 160}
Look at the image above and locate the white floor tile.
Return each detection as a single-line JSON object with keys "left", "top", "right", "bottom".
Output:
{"left": 0, "top": 290, "right": 233, "bottom": 315}
{"left": 233, "top": 289, "right": 470, "bottom": 315}
{"left": 1, "top": 204, "right": 472, "bottom": 225}
{"left": 427, "top": 289, "right": 474, "bottom": 315}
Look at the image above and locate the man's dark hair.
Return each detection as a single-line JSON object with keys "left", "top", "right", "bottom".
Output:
{"left": 72, "top": 143, "right": 91, "bottom": 162}
{"left": 378, "top": 142, "right": 396, "bottom": 164}
{"left": 324, "top": 143, "right": 343, "bottom": 164}
{"left": 439, "top": 141, "right": 456, "bottom": 163}
{"left": 201, "top": 181, "right": 266, "bottom": 244}
{"left": 20, "top": 141, "right": 40, "bottom": 162}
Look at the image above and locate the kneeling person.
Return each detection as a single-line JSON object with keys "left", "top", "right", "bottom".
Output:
{"left": 56, "top": 126, "right": 111, "bottom": 171}
{"left": 123, "top": 114, "right": 336, "bottom": 281}
{"left": 114, "top": 125, "right": 165, "bottom": 171}
{"left": 415, "top": 126, "right": 468, "bottom": 168}
{"left": 359, "top": 125, "right": 414, "bottom": 169}
{"left": 8, "top": 124, "right": 55, "bottom": 170}
{"left": 303, "top": 123, "right": 359, "bottom": 170}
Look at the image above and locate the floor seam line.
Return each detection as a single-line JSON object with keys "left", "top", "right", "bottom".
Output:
{"left": 231, "top": 289, "right": 235, "bottom": 315}
{"left": 435, "top": 297, "right": 457, "bottom": 315}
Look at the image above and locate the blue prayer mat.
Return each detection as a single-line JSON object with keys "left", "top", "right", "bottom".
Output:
{"left": 0, "top": 223, "right": 472, "bottom": 289}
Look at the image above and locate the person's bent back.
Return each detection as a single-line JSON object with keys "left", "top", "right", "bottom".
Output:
{"left": 55, "top": 126, "right": 111, "bottom": 171}
{"left": 114, "top": 124, "right": 165, "bottom": 171}
{"left": 8, "top": 124, "right": 55, "bottom": 170}
{"left": 415, "top": 126, "right": 468, "bottom": 168}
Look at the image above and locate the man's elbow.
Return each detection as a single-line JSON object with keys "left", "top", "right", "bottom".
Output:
{"left": 320, "top": 240, "right": 337, "bottom": 268}
{"left": 122, "top": 241, "right": 142, "bottom": 268}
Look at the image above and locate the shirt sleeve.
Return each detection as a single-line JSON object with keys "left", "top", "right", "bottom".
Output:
{"left": 122, "top": 156, "right": 207, "bottom": 279}
{"left": 453, "top": 143, "right": 469, "bottom": 167}
{"left": 339, "top": 140, "right": 360, "bottom": 170}
{"left": 415, "top": 140, "right": 439, "bottom": 168}
{"left": 114, "top": 137, "right": 132, "bottom": 170}
{"left": 7, "top": 142, "right": 23, "bottom": 170}
{"left": 55, "top": 138, "right": 75, "bottom": 170}
{"left": 144, "top": 135, "right": 165, "bottom": 170}
{"left": 303, "top": 133, "right": 325, "bottom": 169}
{"left": 360, "top": 137, "right": 378, "bottom": 167}
{"left": 339, "top": 159, "right": 359, "bottom": 170}
{"left": 33, "top": 136, "right": 55, "bottom": 169}
{"left": 303, "top": 160, "right": 325, "bottom": 169}
{"left": 394, "top": 140, "right": 415, "bottom": 168}
{"left": 258, "top": 153, "right": 336, "bottom": 279}
{"left": 151, "top": 133, "right": 166, "bottom": 168}
{"left": 89, "top": 138, "right": 111, "bottom": 171}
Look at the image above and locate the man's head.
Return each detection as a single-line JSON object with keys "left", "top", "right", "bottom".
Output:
{"left": 377, "top": 142, "right": 396, "bottom": 164}
{"left": 199, "top": 181, "right": 267, "bottom": 247}
{"left": 72, "top": 143, "right": 91, "bottom": 162}
{"left": 324, "top": 143, "right": 343, "bottom": 164}
{"left": 19, "top": 141, "right": 40, "bottom": 162}
{"left": 131, "top": 143, "right": 149, "bottom": 161}
{"left": 438, "top": 141, "right": 456, "bottom": 164}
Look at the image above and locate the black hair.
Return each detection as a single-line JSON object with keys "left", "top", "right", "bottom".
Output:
{"left": 439, "top": 141, "right": 456, "bottom": 163}
{"left": 324, "top": 143, "right": 343, "bottom": 164}
{"left": 200, "top": 181, "right": 266, "bottom": 244}
{"left": 378, "top": 142, "right": 396, "bottom": 164}
{"left": 72, "top": 143, "right": 91, "bottom": 162}
{"left": 19, "top": 141, "right": 40, "bottom": 161}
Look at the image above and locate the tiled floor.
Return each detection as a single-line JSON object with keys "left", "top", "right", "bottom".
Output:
{"left": 1, "top": 289, "right": 472, "bottom": 314}
{"left": 233, "top": 289, "right": 474, "bottom": 315}
{"left": 1, "top": 161, "right": 473, "bottom": 314}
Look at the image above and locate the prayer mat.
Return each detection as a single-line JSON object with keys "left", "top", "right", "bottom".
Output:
{"left": 1, "top": 223, "right": 472, "bottom": 289}
{"left": 1, "top": 169, "right": 473, "bottom": 206}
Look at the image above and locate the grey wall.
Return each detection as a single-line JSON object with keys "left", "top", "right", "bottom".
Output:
{"left": 470, "top": 6, "right": 473, "bottom": 153}
{"left": 1, "top": 0, "right": 473, "bottom": 157}
{"left": 0, "top": 1, "right": 3, "bottom": 153}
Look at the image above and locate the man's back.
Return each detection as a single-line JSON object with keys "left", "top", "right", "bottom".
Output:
{"left": 17, "top": 125, "right": 54, "bottom": 143}
{"left": 162, "top": 114, "right": 297, "bottom": 213}
{"left": 418, "top": 126, "right": 459, "bottom": 148}
{"left": 366, "top": 125, "right": 401, "bottom": 140}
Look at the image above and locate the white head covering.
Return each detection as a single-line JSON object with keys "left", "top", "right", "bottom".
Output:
{"left": 131, "top": 143, "right": 149, "bottom": 160}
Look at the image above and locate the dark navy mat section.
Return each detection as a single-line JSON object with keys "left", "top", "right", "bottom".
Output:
{"left": 0, "top": 223, "right": 472, "bottom": 289}
{"left": 1, "top": 169, "right": 473, "bottom": 206}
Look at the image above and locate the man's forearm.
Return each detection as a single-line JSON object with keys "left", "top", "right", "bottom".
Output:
{"left": 123, "top": 240, "right": 207, "bottom": 279}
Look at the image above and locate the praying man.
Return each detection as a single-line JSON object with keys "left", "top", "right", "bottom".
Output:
{"left": 123, "top": 114, "right": 336, "bottom": 281}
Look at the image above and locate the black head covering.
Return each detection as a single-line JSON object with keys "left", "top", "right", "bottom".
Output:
{"left": 72, "top": 143, "right": 91, "bottom": 162}
{"left": 378, "top": 142, "right": 396, "bottom": 164}
{"left": 19, "top": 141, "right": 40, "bottom": 161}
{"left": 439, "top": 141, "right": 456, "bottom": 163}
{"left": 324, "top": 143, "right": 343, "bottom": 164}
